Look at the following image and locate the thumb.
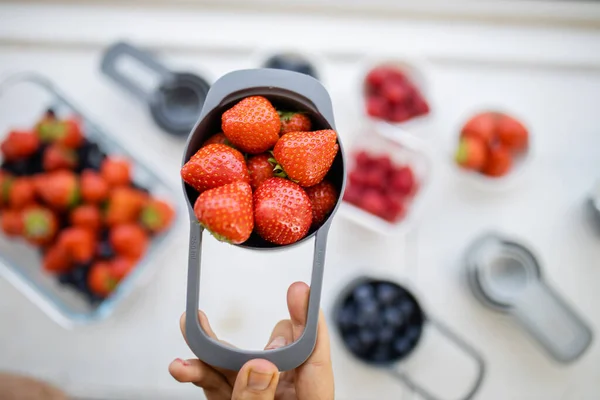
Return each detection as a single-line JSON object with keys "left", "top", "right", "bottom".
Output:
{"left": 232, "top": 359, "right": 279, "bottom": 400}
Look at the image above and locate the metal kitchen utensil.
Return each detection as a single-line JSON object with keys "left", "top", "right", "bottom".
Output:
{"left": 101, "top": 42, "right": 210, "bottom": 137}
{"left": 465, "top": 232, "right": 593, "bottom": 363}
{"left": 181, "top": 69, "right": 346, "bottom": 371}
{"left": 333, "top": 276, "right": 486, "bottom": 400}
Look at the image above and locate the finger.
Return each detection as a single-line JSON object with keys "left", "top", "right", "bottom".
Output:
{"left": 232, "top": 359, "right": 279, "bottom": 400}
{"left": 286, "top": 282, "right": 335, "bottom": 400}
{"left": 265, "top": 319, "right": 293, "bottom": 350}
{"left": 168, "top": 358, "right": 232, "bottom": 399}
{"left": 179, "top": 311, "right": 239, "bottom": 385}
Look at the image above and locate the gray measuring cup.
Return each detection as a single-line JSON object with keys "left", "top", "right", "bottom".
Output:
{"left": 101, "top": 42, "right": 210, "bottom": 136}
{"left": 464, "top": 232, "right": 594, "bottom": 363}
{"left": 181, "top": 69, "right": 346, "bottom": 371}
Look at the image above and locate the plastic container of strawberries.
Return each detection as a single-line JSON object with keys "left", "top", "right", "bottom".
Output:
{"left": 338, "top": 122, "right": 433, "bottom": 236}
{"left": 0, "top": 73, "right": 181, "bottom": 328}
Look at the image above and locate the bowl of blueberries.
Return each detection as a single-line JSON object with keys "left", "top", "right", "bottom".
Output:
{"left": 333, "top": 276, "right": 486, "bottom": 400}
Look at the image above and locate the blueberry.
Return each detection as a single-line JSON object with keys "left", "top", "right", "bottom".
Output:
{"left": 97, "top": 240, "right": 114, "bottom": 259}
{"left": 58, "top": 272, "right": 74, "bottom": 285}
{"left": 263, "top": 54, "right": 318, "bottom": 79}
{"left": 71, "top": 264, "right": 90, "bottom": 291}
{"left": 353, "top": 283, "right": 375, "bottom": 304}
{"left": 376, "top": 283, "right": 399, "bottom": 305}
{"left": 343, "top": 333, "right": 366, "bottom": 355}
{"left": 78, "top": 141, "right": 106, "bottom": 171}
{"left": 378, "top": 326, "right": 396, "bottom": 343}
{"left": 370, "top": 344, "right": 394, "bottom": 363}
{"left": 1, "top": 159, "right": 30, "bottom": 176}
{"left": 358, "top": 329, "right": 377, "bottom": 347}
{"left": 383, "top": 307, "right": 405, "bottom": 328}
{"left": 393, "top": 337, "right": 412, "bottom": 356}
{"left": 357, "top": 298, "right": 378, "bottom": 315}
{"left": 355, "top": 310, "right": 380, "bottom": 329}
{"left": 399, "top": 299, "right": 416, "bottom": 318}
{"left": 405, "top": 324, "right": 422, "bottom": 341}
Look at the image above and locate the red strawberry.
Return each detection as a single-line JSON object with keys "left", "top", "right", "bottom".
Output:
{"left": 253, "top": 178, "right": 312, "bottom": 245}
{"left": 1, "top": 130, "right": 40, "bottom": 161}
{"left": 70, "top": 204, "right": 102, "bottom": 232}
{"left": 273, "top": 130, "right": 339, "bottom": 187}
{"left": 42, "top": 243, "right": 72, "bottom": 273}
{"left": 58, "top": 227, "right": 96, "bottom": 263}
{"left": 305, "top": 180, "right": 338, "bottom": 228}
{"left": 43, "top": 143, "right": 78, "bottom": 171}
{"left": 482, "top": 145, "right": 512, "bottom": 177}
{"left": 88, "top": 261, "right": 118, "bottom": 297}
{"left": 110, "top": 223, "right": 149, "bottom": 260}
{"left": 193, "top": 181, "right": 253, "bottom": 244}
{"left": 80, "top": 170, "right": 109, "bottom": 204}
{"left": 101, "top": 156, "right": 131, "bottom": 188}
{"left": 278, "top": 111, "right": 312, "bottom": 136}
{"left": 38, "top": 170, "right": 79, "bottom": 210}
{"left": 455, "top": 137, "right": 487, "bottom": 171}
{"left": 497, "top": 114, "right": 528, "bottom": 153}
{"left": 105, "top": 187, "right": 148, "bottom": 227}
{"left": 221, "top": 96, "right": 280, "bottom": 154}
{"left": 8, "top": 178, "right": 36, "bottom": 209}
{"left": 461, "top": 112, "right": 498, "bottom": 146}
{"left": 0, "top": 172, "right": 13, "bottom": 208}
{"left": 203, "top": 132, "right": 230, "bottom": 147}
{"left": 140, "top": 198, "right": 175, "bottom": 233}
{"left": 181, "top": 144, "right": 249, "bottom": 193}
{"left": 111, "top": 256, "right": 136, "bottom": 280}
{"left": 36, "top": 117, "right": 84, "bottom": 148}
{"left": 247, "top": 153, "right": 275, "bottom": 190}
{"left": 1, "top": 209, "right": 23, "bottom": 237}
{"left": 22, "top": 206, "right": 58, "bottom": 246}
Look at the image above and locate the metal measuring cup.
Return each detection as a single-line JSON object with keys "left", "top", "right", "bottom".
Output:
{"left": 464, "top": 232, "right": 594, "bottom": 363}
{"left": 180, "top": 69, "right": 346, "bottom": 371}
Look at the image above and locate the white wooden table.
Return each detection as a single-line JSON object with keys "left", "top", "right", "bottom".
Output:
{"left": 1, "top": 3, "right": 599, "bottom": 399}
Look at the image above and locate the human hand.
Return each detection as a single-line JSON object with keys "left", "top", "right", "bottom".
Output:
{"left": 169, "top": 281, "right": 334, "bottom": 400}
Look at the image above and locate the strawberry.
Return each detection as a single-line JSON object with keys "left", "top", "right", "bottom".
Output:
{"left": 42, "top": 243, "right": 72, "bottom": 273}
{"left": 110, "top": 256, "right": 136, "bottom": 280}
{"left": 80, "top": 169, "right": 109, "bottom": 204}
{"left": 36, "top": 117, "right": 84, "bottom": 148}
{"left": 497, "top": 114, "right": 528, "bottom": 152}
{"left": 140, "top": 198, "right": 175, "bottom": 233}
{"left": 390, "top": 166, "right": 416, "bottom": 197}
{"left": 38, "top": 170, "right": 79, "bottom": 210}
{"left": 87, "top": 261, "right": 118, "bottom": 297}
{"left": 305, "top": 180, "right": 338, "bottom": 228}
{"left": 181, "top": 144, "right": 249, "bottom": 193}
{"left": 58, "top": 227, "right": 96, "bottom": 263}
{"left": 461, "top": 112, "right": 498, "bottom": 146}
{"left": 193, "top": 181, "right": 253, "bottom": 244}
{"left": 22, "top": 206, "right": 58, "bottom": 246}
{"left": 383, "top": 196, "right": 407, "bottom": 223}
{"left": 43, "top": 143, "right": 78, "bottom": 171}
{"left": 482, "top": 145, "right": 512, "bottom": 177}
{"left": 278, "top": 111, "right": 312, "bottom": 136}
{"left": 1, "top": 209, "right": 23, "bottom": 237}
{"left": 253, "top": 178, "right": 312, "bottom": 245}
{"left": 247, "top": 153, "right": 275, "bottom": 190}
{"left": 70, "top": 204, "right": 102, "bottom": 232}
{"left": 100, "top": 156, "right": 131, "bottom": 187}
{"left": 105, "top": 187, "right": 148, "bottom": 227}
{"left": 221, "top": 96, "right": 280, "bottom": 154}
{"left": 455, "top": 137, "right": 487, "bottom": 171}
{"left": 1, "top": 130, "right": 40, "bottom": 161}
{"left": 366, "top": 96, "right": 389, "bottom": 119}
{"left": 203, "top": 132, "right": 231, "bottom": 147}
{"left": 110, "top": 223, "right": 149, "bottom": 260}
{"left": 272, "top": 130, "right": 339, "bottom": 187}
{"left": 8, "top": 178, "right": 36, "bottom": 209}
{"left": 0, "top": 172, "right": 13, "bottom": 208}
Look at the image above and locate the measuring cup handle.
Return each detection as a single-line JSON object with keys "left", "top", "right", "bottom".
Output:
{"left": 184, "top": 219, "right": 331, "bottom": 372}
{"left": 100, "top": 41, "right": 174, "bottom": 101}
{"left": 196, "top": 68, "right": 336, "bottom": 129}
{"left": 389, "top": 318, "right": 486, "bottom": 400}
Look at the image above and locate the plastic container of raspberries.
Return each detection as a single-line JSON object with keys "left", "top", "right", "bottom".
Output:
{"left": 339, "top": 123, "right": 433, "bottom": 236}
{"left": 0, "top": 73, "right": 180, "bottom": 328}
{"left": 358, "top": 55, "right": 433, "bottom": 137}
{"left": 449, "top": 109, "right": 533, "bottom": 192}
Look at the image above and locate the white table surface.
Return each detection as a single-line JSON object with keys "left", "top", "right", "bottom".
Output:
{"left": 1, "top": 3, "right": 600, "bottom": 399}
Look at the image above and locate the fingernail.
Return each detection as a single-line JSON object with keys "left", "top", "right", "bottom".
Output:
{"left": 266, "top": 336, "right": 287, "bottom": 350}
{"left": 247, "top": 369, "right": 274, "bottom": 391}
{"left": 176, "top": 358, "right": 189, "bottom": 366}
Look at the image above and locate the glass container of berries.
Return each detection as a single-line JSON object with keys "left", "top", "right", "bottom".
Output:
{"left": 339, "top": 123, "right": 433, "bottom": 236}
{"left": 0, "top": 73, "right": 180, "bottom": 327}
